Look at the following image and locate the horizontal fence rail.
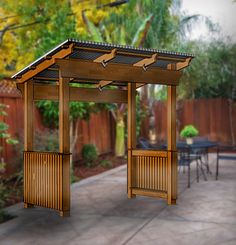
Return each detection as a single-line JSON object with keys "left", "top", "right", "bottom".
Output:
{"left": 24, "top": 151, "right": 64, "bottom": 211}
{"left": 131, "top": 150, "right": 169, "bottom": 199}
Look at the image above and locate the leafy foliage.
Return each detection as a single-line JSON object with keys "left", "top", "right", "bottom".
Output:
{"left": 179, "top": 41, "right": 236, "bottom": 99}
{"left": 180, "top": 125, "right": 199, "bottom": 138}
{"left": 100, "top": 159, "right": 112, "bottom": 168}
{"left": 82, "top": 144, "right": 98, "bottom": 168}
{"left": 0, "top": 104, "right": 18, "bottom": 153}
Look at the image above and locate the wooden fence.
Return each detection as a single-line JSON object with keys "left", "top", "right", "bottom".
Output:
{"left": 147, "top": 98, "right": 236, "bottom": 144}
{"left": 1, "top": 86, "right": 235, "bottom": 175}
{"left": 0, "top": 92, "right": 114, "bottom": 175}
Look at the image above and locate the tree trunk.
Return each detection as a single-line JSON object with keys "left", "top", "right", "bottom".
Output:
{"left": 115, "top": 116, "right": 125, "bottom": 157}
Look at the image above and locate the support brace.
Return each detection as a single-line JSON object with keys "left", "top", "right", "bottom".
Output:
{"left": 94, "top": 49, "right": 117, "bottom": 67}
{"left": 96, "top": 80, "right": 113, "bottom": 91}
{"left": 133, "top": 53, "right": 158, "bottom": 71}
{"left": 167, "top": 57, "right": 191, "bottom": 71}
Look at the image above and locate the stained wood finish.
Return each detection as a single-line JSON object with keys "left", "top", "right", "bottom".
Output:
{"left": 17, "top": 44, "right": 74, "bottom": 83}
{"left": 58, "top": 74, "right": 70, "bottom": 216}
{"left": 56, "top": 59, "right": 182, "bottom": 85}
{"left": 24, "top": 151, "right": 69, "bottom": 212}
{"left": 131, "top": 151, "right": 168, "bottom": 195}
{"left": 167, "top": 85, "right": 177, "bottom": 204}
{"left": 59, "top": 76, "right": 70, "bottom": 154}
{"left": 127, "top": 83, "right": 136, "bottom": 198}
{"left": 33, "top": 84, "right": 128, "bottom": 103}
{"left": 133, "top": 53, "right": 158, "bottom": 68}
{"left": 94, "top": 48, "right": 117, "bottom": 63}
{"left": 24, "top": 80, "right": 34, "bottom": 151}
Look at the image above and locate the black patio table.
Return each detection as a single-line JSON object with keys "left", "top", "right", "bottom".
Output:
{"left": 162, "top": 140, "right": 218, "bottom": 180}
{"left": 178, "top": 140, "right": 218, "bottom": 179}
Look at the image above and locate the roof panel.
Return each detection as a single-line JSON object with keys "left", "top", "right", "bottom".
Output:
{"left": 12, "top": 39, "right": 194, "bottom": 80}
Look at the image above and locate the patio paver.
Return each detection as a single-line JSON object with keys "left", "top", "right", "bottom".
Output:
{"left": 0, "top": 154, "right": 235, "bottom": 245}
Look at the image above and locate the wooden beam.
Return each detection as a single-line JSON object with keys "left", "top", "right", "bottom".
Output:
{"left": 24, "top": 80, "right": 34, "bottom": 151}
{"left": 93, "top": 48, "right": 117, "bottom": 66}
{"left": 16, "top": 43, "right": 74, "bottom": 83}
{"left": 33, "top": 84, "right": 128, "bottom": 103}
{"left": 56, "top": 59, "right": 182, "bottom": 85}
{"left": 133, "top": 53, "right": 158, "bottom": 70}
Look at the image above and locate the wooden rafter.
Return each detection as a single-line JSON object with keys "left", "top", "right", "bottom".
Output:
{"left": 93, "top": 48, "right": 117, "bottom": 67}
{"left": 16, "top": 43, "right": 74, "bottom": 83}
{"left": 136, "top": 83, "right": 145, "bottom": 89}
{"left": 96, "top": 80, "right": 113, "bottom": 91}
{"left": 74, "top": 46, "right": 186, "bottom": 62}
{"left": 167, "top": 57, "right": 191, "bottom": 71}
{"left": 56, "top": 59, "right": 182, "bottom": 86}
{"left": 133, "top": 53, "right": 158, "bottom": 71}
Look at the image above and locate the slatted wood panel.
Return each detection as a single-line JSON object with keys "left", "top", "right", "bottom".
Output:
{"left": 24, "top": 151, "right": 65, "bottom": 211}
{"left": 131, "top": 150, "right": 168, "bottom": 199}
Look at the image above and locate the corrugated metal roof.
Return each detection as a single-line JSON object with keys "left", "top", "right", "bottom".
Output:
{"left": 12, "top": 39, "right": 194, "bottom": 80}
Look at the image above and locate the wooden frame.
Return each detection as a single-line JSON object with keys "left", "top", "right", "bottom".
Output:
{"left": 13, "top": 39, "right": 192, "bottom": 217}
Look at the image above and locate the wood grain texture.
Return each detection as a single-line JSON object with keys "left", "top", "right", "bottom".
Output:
{"left": 23, "top": 151, "right": 70, "bottom": 213}
{"left": 24, "top": 80, "right": 34, "bottom": 151}
{"left": 33, "top": 84, "right": 128, "bottom": 103}
{"left": 59, "top": 76, "right": 70, "bottom": 153}
{"left": 17, "top": 44, "right": 74, "bottom": 83}
{"left": 56, "top": 59, "right": 182, "bottom": 85}
{"left": 127, "top": 83, "right": 136, "bottom": 198}
{"left": 167, "top": 85, "right": 177, "bottom": 204}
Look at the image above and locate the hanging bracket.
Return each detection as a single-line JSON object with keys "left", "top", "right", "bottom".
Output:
{"left": 168, "top": 57, "right": 192, "bottom": 71}
{"left": 96, "top": 80, "right": 113, "bottom": 91}
{"left": 133, "top": 53, "right": 158, "bottom": 71}
{"left": 94, "top": 49, "right": 117, "bottom": 67}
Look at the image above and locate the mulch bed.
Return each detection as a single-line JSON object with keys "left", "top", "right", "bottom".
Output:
{"left": 74, "top": 153, "right": 126, "bottom": 179}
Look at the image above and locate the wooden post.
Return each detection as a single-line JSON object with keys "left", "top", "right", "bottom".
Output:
{"left": 24, "top": 80, "right": 34, "bottom": 208}
{"left": 59, "top": 73, "right": 71, "bottom": 216}
{"left": 167, "top": 85, "right": 177, "bottom": 205}
{"left": 24, "top": 80, "right": 34, "bottom": 151}
{"left": 127, "top": 83, "right": 136, "bottom": 198}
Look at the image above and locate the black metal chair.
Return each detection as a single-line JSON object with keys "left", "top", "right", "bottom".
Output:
{"left": 178, "top": 146, "right": 205, "bottom": 188}
{"left": 216, "top": 145, "right": 236, "bottom": 180}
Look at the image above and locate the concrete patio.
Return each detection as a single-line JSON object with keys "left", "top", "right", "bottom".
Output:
{"left": 0, "top": 154, "right": 236, "bottom": 245}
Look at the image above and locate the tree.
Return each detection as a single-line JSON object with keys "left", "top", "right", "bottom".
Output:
{"left": 81, "top": 7, "right": 153, "bottom": 156}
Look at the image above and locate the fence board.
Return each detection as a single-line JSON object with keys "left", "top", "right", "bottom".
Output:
{"left": 147, "top": 98, "right": 236, "bottom": 145}
{"left": 0, "top": 93, "right": 113, "bottom": 174}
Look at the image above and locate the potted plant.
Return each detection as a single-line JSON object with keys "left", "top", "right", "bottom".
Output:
{"left": 180, "top": 125, "right": 199, "bottom": 144}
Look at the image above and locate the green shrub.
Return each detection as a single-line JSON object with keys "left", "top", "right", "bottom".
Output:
{"left": 100, "top": 159, "right": 112, "bottom": 168}
{"left": 82, "top": 144, "right": 98, "bottom": 167}
{"left": 180, "top": 125, "right": 199, "bottom": 138}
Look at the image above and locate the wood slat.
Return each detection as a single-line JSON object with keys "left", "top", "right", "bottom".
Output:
{"left": 23, "top": 151, "right": 68, "bottom": 213}
{"left": 132, "top": 188, "right": 167, "bottom": 199}
{"left": 132, "top": 150, "right": 167, "bottom": 157}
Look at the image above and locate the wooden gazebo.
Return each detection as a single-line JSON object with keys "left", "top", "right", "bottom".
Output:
{"left": 12, "top": 39, "right": 193, "bottom": 216}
